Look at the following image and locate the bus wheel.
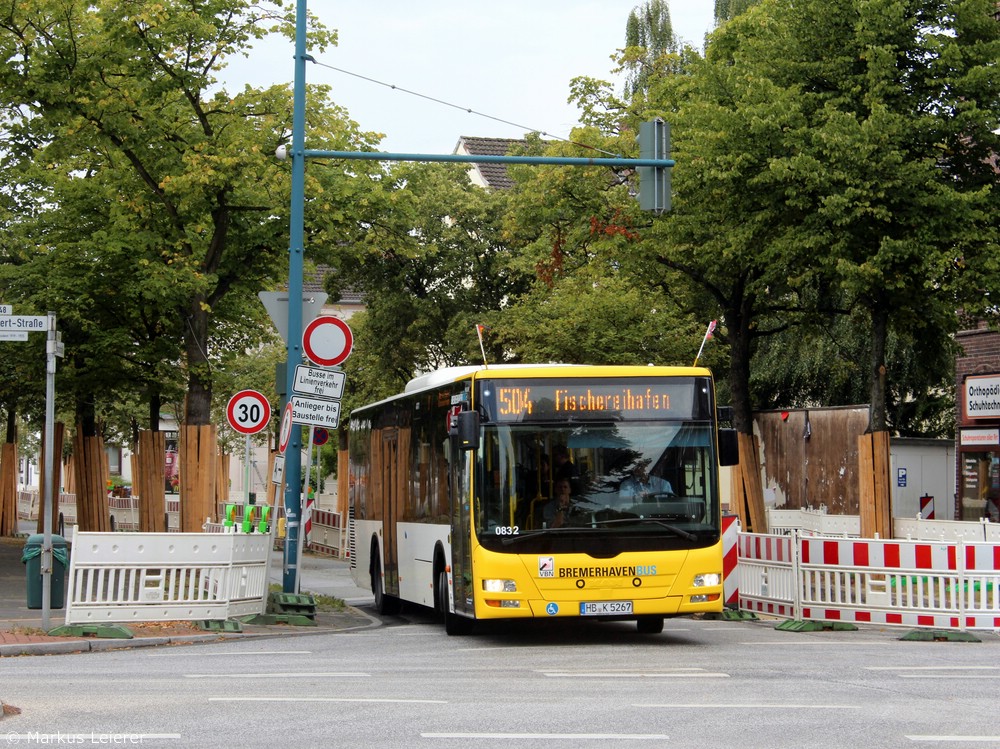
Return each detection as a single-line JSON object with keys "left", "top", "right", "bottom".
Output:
{"left": 437, "top": 568, "right": 473, "bottom": 636}
{"left": 636, "top": 616, "right": 664, "bottom": 634}
{"left": 372, "top": 557, "right": 401, "bottom": 616}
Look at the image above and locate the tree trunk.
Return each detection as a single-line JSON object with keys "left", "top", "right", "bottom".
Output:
{"left": 183, "top": 296, "right": 212, "bottom": 425}
{"left": 725, "top": 300, "right": 755, "bottom": 434}
{"left": 868, "top": 300, "right": 889, "bottom": 432}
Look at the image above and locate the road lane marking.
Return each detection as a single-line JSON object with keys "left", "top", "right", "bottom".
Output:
{"left": 421, "top": 734, "right": 669, "bottom": 741}
{"left": 211, "top": 697, "right": 446, "bottom": 704}
{"left": 540, "top": 669, "right": 728, "bottom": 678}
{"left": 634, "top": 703, "right": 860, "bottom": 709}
{"left": 907, "top": 737, "right": 1000, "bottom": 743}
{"left": 867, "top": 666, "right": 1000, "bottom": 671}
{"left": 148, "top": 651, "right": 312, "bottom": 657}
{"left": 187, "top": 672, "right": 369, "bottom": 678}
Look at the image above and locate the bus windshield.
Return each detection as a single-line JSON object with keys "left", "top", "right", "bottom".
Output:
{"left": 474, "top": 419, "right": 720, "bottom": 555}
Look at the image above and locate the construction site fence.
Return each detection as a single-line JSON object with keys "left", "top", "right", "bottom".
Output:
{"left": 63, "top": 527, "right": 272, "bottom": 626}
{"left": 737, "top": 530, "right": 1000, "bottom": 631}
{"left": 765, "top": 507, "right": 1000, "bottom": 543}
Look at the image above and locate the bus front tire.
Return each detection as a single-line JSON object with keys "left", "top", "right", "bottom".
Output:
{"left": 636, "top": 616, "right": 664, "bottom": 634}
{"left": 437, "top": 568, "right": 474, "bottom": 636}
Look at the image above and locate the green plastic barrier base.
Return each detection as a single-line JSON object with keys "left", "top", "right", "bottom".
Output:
{"left": 197, "top": 619, "right": 243, "bottom": 633}
{"left": 899, "top": 629, "right": 980, "bottom": 643}
{"left": 704, "top": 608, "right": 759, "bottom": 622}
{"left": 266, "top": 592, "right": 317, "bottom": 620}
{"left": 775, "top": 619, "right": 858, "bottom": 632}
{"left": 47, "top": 624, "right": 134, "bottom": 639}
{"left": 239, "top": 613, "right": 317, "bottom": 627}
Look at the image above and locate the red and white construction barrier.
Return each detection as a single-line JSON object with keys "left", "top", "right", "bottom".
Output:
{"left": 307, "top": 508, "right": 345, "bottom": 558}
{"left": 722, "top": 515, "right": 740, "bottom": 607}
{"left": 737, "top": 530, "right": 1000, "bottom": 631}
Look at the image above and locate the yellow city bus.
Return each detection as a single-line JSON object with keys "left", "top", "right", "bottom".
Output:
{"left": 348, "top": 364, "right": 738, "bottom": 635}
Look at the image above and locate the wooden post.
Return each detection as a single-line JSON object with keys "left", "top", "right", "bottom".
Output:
{"left": 733, "top": 432, "right": 767, "bottom": 533}
{"left": 72, "top": 430, "right": 111, "bottom": 532}
{"left": 137, "top": 430, "right": 166, "bottom": 532}
{"left": 178, "top": 424, "right": 217, "bottom": 532}
{"left": 858, "top": 431, "right": 892, "bottom": 538}
{"left": 0, "top": 442, "right": 17, "bottom": 536}
{"left": 38, "top": 422, "right": 65, "bottom": 535}
{"left": 337, "top": 448, "right": 349, "bottom": 518}
{"left": 216, "top": 452, "right": 230, "bottom": 518}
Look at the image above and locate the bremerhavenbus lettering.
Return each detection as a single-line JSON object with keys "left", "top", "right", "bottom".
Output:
{"left": 558, "top": 565, "right": 657, "bottom": 578}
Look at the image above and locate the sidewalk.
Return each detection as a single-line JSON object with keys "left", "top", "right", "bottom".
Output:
{"left": 0, "top": 529, "right": 376, "bottom": 657}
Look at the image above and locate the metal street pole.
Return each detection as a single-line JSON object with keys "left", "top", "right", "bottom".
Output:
{"left": 282, "top": 0, "right": 309, "bottom": 593}
{"left": 41, "top": 311, "right": 57, "bottom": 631}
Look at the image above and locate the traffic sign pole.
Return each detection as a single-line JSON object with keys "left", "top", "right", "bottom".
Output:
{"left": 41, "top": 311, "right": 57, "bottom": 632}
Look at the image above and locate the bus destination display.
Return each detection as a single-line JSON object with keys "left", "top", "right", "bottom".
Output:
{"left": 482, "top": 378, "right": 699, "bottom": 422}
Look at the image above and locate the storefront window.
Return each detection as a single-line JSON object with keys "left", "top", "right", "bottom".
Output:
{"left": 960, "top": 451, "right": 1000, "bottom": 521}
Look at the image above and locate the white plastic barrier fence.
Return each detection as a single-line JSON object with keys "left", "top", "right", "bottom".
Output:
{"left": 893, "top": 516, "right": 994, "bottom": 543}
{"left": 307, "top": 508, "right": 346, "bottom": 558}
{"left": 64, "top": 529, "right": 272, "bottom": 625}
{"left": 766, "top": 507, "right": 861, "bottom": 537}
{"left": 108, "top": 496, "right": 139, "bottom": 530}
{"left": 16, "top": 491, "right": 77, "bottom": 523}
{"left": 16, "top": 490, "right": 37, "bottom": 520}
{"left": 768, "top": 508, "right": 998, "bottom": 543}
{"left": 738, "top": 531, "right": 1000, "bottom": 631}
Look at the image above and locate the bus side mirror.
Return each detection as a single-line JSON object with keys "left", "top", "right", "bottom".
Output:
{"left": 452, "top": 410, "right": 480, "bottom": 451}
{"left": 718, "top": 428, "right": 739, "bottom": 466}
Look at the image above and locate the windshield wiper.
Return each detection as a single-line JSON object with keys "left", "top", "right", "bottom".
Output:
{"left": 499, "top": 517, "right": 697, "bottom": 544}
{"left": 585, "top": 517, "right": 698, "bottom": 540}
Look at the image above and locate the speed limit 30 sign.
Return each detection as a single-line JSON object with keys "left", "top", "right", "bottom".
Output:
{"left": 226, "top": 390, "right": 272, "bottom": 435}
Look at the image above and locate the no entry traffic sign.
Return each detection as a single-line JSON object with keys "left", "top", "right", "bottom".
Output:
{"left": 302, "top": 316, "right": 353, "bottom": 368}
{"left": 226, "top": 390, "right": 271, "bottom": 435}
{"left": 278, "top": 401, "right": 294, "bottom": 455}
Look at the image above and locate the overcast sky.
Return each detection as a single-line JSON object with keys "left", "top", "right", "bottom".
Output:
{"left": 224, "top": 1, "right": 717, "bottom": 154}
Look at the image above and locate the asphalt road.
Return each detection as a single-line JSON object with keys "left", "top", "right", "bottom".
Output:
{"left": 2, "top": 607, "right": 998, "bottom": 749}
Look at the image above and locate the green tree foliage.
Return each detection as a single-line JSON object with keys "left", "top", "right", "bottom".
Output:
{"left": 644, "top": 0, "right": 1000, "bottom": 433}
{"left": 324, "top": 161, "right": 533, "bottom": 408}
{"left": 499, "top": 129, "right": 707, "bottom": 368}
{"left": 623, "top": 0, "right": 678, "bottom": 97}
{"left": 0, "top": 0, "right": 380, "bottom": 435}
{"left": 714, "top": 0, "right": 759, "bottom": 23}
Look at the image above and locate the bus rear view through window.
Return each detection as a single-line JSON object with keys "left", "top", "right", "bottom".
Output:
{"left": 348, "top": 364, "right": 738, "bottom": 635}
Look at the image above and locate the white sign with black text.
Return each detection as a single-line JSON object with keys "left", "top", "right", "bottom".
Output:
{"left": 293, "top": 365, "right": 346, "bottom": 399}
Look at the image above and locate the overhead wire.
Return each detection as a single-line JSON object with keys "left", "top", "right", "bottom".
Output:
{"left": 309, "top": 58, "right": 623, "bottom": 158}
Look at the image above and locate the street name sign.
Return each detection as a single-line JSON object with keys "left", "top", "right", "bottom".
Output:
{"left": 0, "top": 315, "right": 48, "bottom": 332}
{"left": 293, "top": 365, "right": 346, "bottom": 399}
{"left": 291, "top": 395, "right": 342, "bottom": 429}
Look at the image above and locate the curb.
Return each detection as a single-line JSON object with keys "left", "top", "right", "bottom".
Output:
{"left": 0, "top": 607, "right": 380, "bottom": 657}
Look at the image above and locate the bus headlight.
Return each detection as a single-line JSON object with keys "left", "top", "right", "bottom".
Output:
{"left": 693, "top": 573, "right": 721, "bottom": 587}
{"left": 482, "top": 579, "right": 517, "bottom": 593}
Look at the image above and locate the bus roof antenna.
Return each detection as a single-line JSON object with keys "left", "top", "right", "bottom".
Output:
{"left": 475, "top": 324, "right": 490, "bottom": 369}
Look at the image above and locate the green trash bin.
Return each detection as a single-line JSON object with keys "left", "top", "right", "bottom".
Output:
{"left": 22, "top": 534, "right": 69, "bottom": 609}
